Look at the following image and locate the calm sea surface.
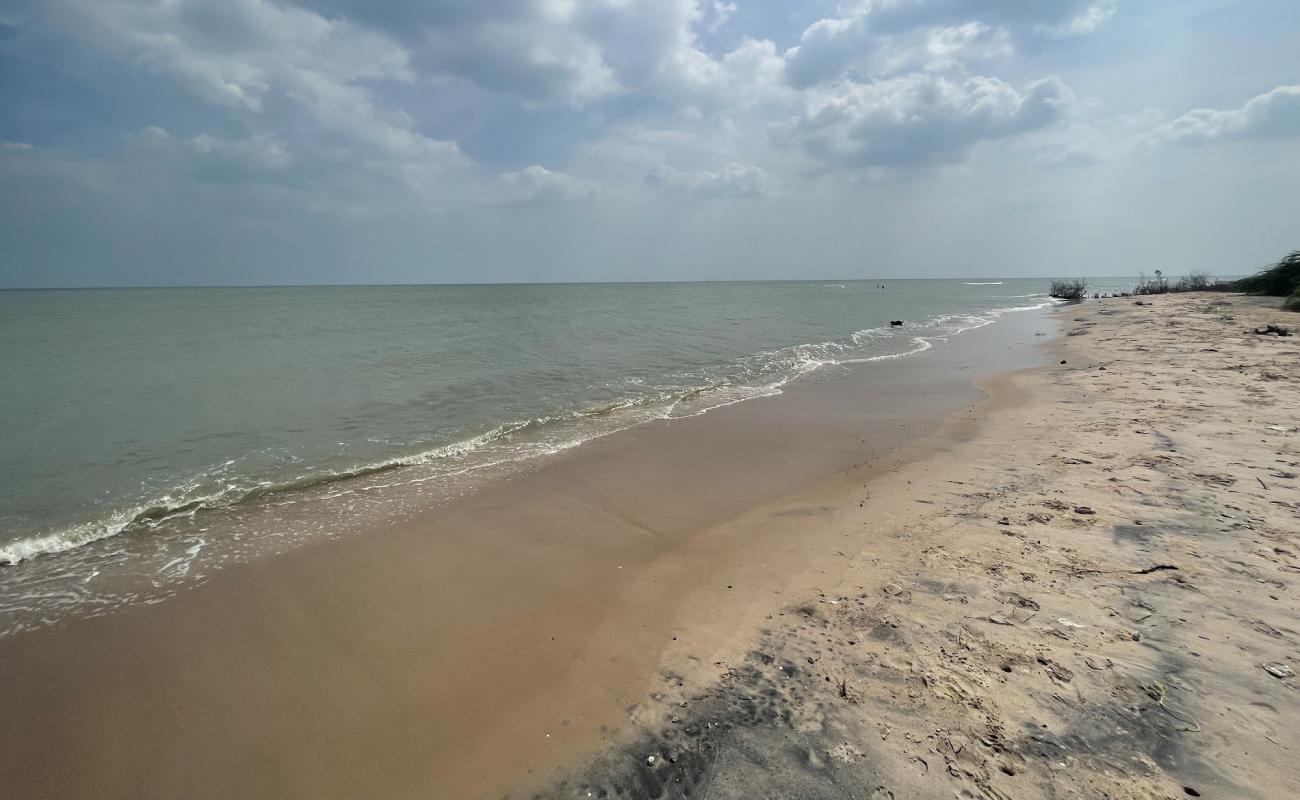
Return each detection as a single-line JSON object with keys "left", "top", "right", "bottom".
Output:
{"left": 0, "top": 279, "right": 1082, "bottom": 562}
{"left": 0, "top": 278, "right": 1116, "bottom": 631}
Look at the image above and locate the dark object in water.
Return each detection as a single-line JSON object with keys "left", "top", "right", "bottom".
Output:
{"left": 1253, "top": 324, "right": 1292, "bottom": 337}
{"left": 889, "top": 320, "right": 903, "bottom": 326}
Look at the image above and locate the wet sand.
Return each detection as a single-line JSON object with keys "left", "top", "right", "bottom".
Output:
{"left": 5, "top": 295, "right": 1297, "bottom": 799}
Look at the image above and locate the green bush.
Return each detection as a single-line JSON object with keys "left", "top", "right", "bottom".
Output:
{"left": 1134, "top": 272, "right": 1171, "bottom": 295}
{"left": 1284, "top": 286, "right": 1300, "bottom": 312}
{"left": 1131, "top": 270, "right": 1214, "bottom": 294}
{"left": 1049, "top": 278, "right": 1087, "bottom": 300}
{"left": 1173, "top": 271, "right": 1213, "bottom": 292}
{"left": 1234, "top": 251, "right": 1300, "bottom": 297}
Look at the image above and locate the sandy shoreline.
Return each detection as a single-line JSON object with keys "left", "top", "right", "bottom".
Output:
{"left": 529, "top": 293, "right": 1300, "bottom": 799}
{"left": 0, "top": 307, "right": 1048, "bottom": 799}
{"left": 3, "top": 294, "right": 1297, "bottom": 798}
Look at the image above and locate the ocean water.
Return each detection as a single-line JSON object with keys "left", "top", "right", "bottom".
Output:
{"left": 0, "top": 279, "right": 1069, "bottom": 632}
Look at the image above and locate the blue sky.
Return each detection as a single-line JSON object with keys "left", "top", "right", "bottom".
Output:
{"left": 0, "top": 0, "right": 1297, "bottom": 286}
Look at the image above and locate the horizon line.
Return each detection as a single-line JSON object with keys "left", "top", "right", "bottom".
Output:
{"left": 0, "top": 275, "right": 1168, "bottom": 291}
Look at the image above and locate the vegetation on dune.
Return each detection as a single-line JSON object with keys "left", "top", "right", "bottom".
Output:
{"left": 1284, "top": 286, "right": 1300, "bottom": 312}
{"left": 1173, "top": 271, "right": 1213, "bottom": 292}
{"left": 1051, "top": 251, "right": 1298, "bottom": 308}
{"left": 1049, "top": 278, "right": 1087, "bottom": 300}
{"left": 1133, "top": 269, "right": 1215, "bottom": 295}
{"left": 1233, "top": 251, "right": 1300, "bottom": 302}
{"left": 1133, "top": 271, "right": 1171, "bottom": 295}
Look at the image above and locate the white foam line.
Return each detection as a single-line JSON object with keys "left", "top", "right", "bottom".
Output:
{"left": 0, "top": 422, "right": 538, "bottom": 564}
{"left": 0, "top": 516, "right": 137, "bottom": 566}
{"left": 837, "top": 336, "right": 934, "bottom": 365}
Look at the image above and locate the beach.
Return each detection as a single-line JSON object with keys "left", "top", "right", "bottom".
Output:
{"left": 531, "top": 292, "right": 1300, "bottom": 800}
{"left": 2, "top": 292, "right": 1297, "bottom": 799}
{"left": 5, "top": 2, "right": 1297, "bottom": 797}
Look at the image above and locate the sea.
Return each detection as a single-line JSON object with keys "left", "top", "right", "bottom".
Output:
{"left": 0, "top": 278, "right": 1130, "bottom": 634}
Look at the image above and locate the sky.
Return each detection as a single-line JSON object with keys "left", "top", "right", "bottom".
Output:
{"left": 0, "top": 0, "right": 1297, "bottom": 286}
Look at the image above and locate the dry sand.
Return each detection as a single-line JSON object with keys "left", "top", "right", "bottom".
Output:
{"left": 3, "top": 294, "right": 1296, "bottom": 799}
{"left": 530, "top": 294, "right": 1300, "bottom": 799}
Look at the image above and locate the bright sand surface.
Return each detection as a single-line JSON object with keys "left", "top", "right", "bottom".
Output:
{"left": 3, "top": 295, "right": 1298, "bottom": 799}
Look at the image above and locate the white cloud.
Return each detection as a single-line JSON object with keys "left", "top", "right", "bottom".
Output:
{"left": 63, "top": 0, "right": 411, "bottom": 110}
{"left": 124, "top": 127, "right": 299, "bottom": 189}
{"left": 869, "top": 22, "right": 1014, "bottom": 75}
{"left": 697, "top": 1, "right": 737, "bottom": 35}
{"left": 418, "top": 10, "right": 620, "bottom": 105}
{"left": 784, "top": 0, "right": 1116, "bottom": 88}
{"left": 9, "top": 0, "right": 1107, "bottom": 204}
{"left": 49, "top": 0, "right": 460, "bottom": 168}
{"left": 1024, "top": 108, "right": 1165, "bottom": 166}
{"left": 867, "top": 0, "right": 1116, "bottom": 35}
{"left": 1028, "top": 123, "right": 1108, "bottom": 166}
{"left": 188, "top": 133, "right": 291, "bottom": 171}
{"left": 299, "top": 0, "right": 723, "bottom": 108}
{"left": 498, "top": 165, "right": 598, "bottom": 203}
{"left": 1036, "top": 0, "right": 1117, "bottom": 37}
{"left": 784, "top": 10, "right": 872, "bottom": 89}
{"left": 1145, "top": 85, "right": 1300, "bottom": 146}
{"left": 650, "top": 37, "right": 792, "bottom": 116}
{"left": 783, "top": 74, "right": 1077, "bottom": 167}
{"left": 644, "top": 161, "right": 775, "bottom": 197}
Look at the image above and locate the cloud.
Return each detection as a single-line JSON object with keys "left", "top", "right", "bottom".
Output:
{"left": 66, "top": 0, "right": 410, "bottom": 110}
{"left": 1024, "top": 108, "right": 1168, "bottom": 166}
{"left": 783, "top": 74, "right": 1076, "bottom": 168}
{"left": 5, "top": 0, "right": 1095, "bottom": 204}
{"left": 1145, "top": 84, "right": 1300, "bottom": 146}
{"left": 281, "top": 1, "right": 777, "bottom": 113}
{"left": 130, "top": 127, "right": 292, "bottom": 181}
{"left": 784, "top": 12, "right": 873, "bottom": 89}
{"left": 866, "top": 0, "right": 1116, "bottom": 37}
{"left": 497, "top": 165, "right": 597, "bottom": 203}
{"left": 784, "top": 0, "right": 1115, "bottom": 88}
{"left": 1028, "top": 123, "right": 1108, "bottom": 166}
{"left": 644, "top": 161, "right": 775, "bottom": 197}
{"left": 188, "top": 133, "right": 291, "bottom": 172}
{"left": 43, "top": 0, "right": 460, "bottom": 167}
{"left": 1034, "top": 0, "right": 1118, "bottom": 36}
{"left": 293, "top": 0, "right": 726, "bottom": 108}
{"left": 870, "top": 22, "right": 1014, "bottom": 76}
{"left": 698, "top": 1, "right": 738, "bottom": 35}
{"left": 292, "top": 0, "right": 621, "bottom": 104}
{"left": 647, "top": 36, "right": 792, "bottom": 119}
